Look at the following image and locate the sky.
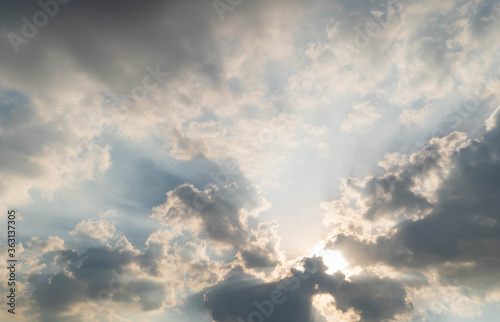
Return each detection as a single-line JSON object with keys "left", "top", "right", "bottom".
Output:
{"left": 0, "top": 0, "right": 499, "bottom": 321}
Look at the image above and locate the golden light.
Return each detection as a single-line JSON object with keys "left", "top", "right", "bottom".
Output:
{"left": 309, "top": 241, "right": 348, "bottom": 274}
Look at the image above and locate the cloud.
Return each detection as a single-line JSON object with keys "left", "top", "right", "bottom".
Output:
{"left": 339, "top": 101, "right": 381, "bottom": 133}
{"left": 152, "top": 182, "right": 285, "bottom": 272}
{"left": 203, "top": 257, "right": 412, "bottom": 322}
{"left": 486, "top": 105, "right": 500, "bottom": 131}
{"left": 0, "top": 96, "right": 112, "bottom": 206}
{"left": 27, "top": 176, "right": 288, "bottom": 321}
{"left": 152, "top": 183, "right": 261, "bottom": 246}
{"left": 2, "top": 0, "right": 500, "bottom": 320}
{"left": 70, "top": 219, "right": 117, "bottom": 243}
{"left": 32, "top": 272, "right": 88, "bottom": 321}
{"left": 27, "top": 236, "right": 65, "bottom": 253}
{"left": 29, "top": 242, "right": 165, "bottom": 321}
{"left": 38, "top": 178, "right": 280, "bottom": 321}
{"left": 399, "top": 106, "right": 430, "bottom": 126}
{"left": 0, "top": 0, "right": 314, "bottom": 209}
{"left": 325, "top": 109, "right": 500, "bottom": 317}
{"left": 28, "top": 229, "right": 227, "bottom": 321}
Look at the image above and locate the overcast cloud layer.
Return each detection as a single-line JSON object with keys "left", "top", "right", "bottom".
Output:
{"left": 0, "top": 0, "right": 499, "bottom": 321}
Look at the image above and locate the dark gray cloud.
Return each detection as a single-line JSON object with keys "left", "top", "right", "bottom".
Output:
{"left": 31, "top": 272, "right": 88, "bottom": 321}
{"left": 0, "top": 92, "right": 66, "bottom": 176}
{"left": 318, "top": 271, "right": 413, "bottom": 322}
{"left": 203, "top": 257, "right": 412, "bottom": 322}
{"left": 30, "top": 245, "right": 164, "bottom": 321}
{"left": 351, "top": 174, "right": 432, "bottom": 220}
{"left": 115, "top": 279, "right": 166, "bottom": 311}
{"left": 329, "top": 111, "right": 500, "bottom": 294}
{"left": 0, "top": 0, "right": 218, "bottom": 93}
{"left": 344, "top": 132, "right": 469, "bottom": 221}
{"left": 0, "top": 0, "right": 306, "bottom": 98}
{"left": 71, "top": 247, "right": 135, "bottom": 298}
{"left": 240, "top": 245, "right": 280, "bottom": 270}
{"left": 202, "top": 262, "right": 324, "bottom": 322}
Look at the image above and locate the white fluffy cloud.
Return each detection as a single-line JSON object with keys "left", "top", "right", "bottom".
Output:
{"left": 27, "top": 236, "right": 65, "bottom": 253}
{"left": 70, "top": 219, "right": 117, "bottom": 243}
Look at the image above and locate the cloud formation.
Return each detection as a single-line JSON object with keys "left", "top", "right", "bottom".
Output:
{"left": 152, "top": 182, "right": 285, "bottom": 273}
{"left": 1, "top": 0, "right": 500, "bottom": 321}
{"left": 204, "top": 257, "right": 412, "bottom": 322}
{"left": 325, "top": 111, "right": 500, "bottom": 318}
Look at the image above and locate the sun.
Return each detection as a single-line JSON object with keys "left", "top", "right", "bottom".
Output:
{"left": 309, "top": 241, "right": 349, "bottom": 274}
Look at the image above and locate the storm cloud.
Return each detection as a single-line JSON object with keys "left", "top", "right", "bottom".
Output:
{"left": 204, "top": 257, "right": 412, "bottom": 322}
{"left": 326, "top": 109, "right": 500, "bottom": 317}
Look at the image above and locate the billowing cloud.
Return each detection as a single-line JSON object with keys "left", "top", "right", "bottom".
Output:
{"left": 204, "top": 257, "right": 412, "bottom": 322}
{"left": 32, "top": 272, "right": 88, "bottom": 321}
{"left": 29, "top": 241, "right": 166, "bottom": 321}
{"left": 325, "top": 110, "right": 500, "bottom": 318}
{"left": 28, "top": 178, "right": 289, "bottom": 321}
{"left": 70, "top": 219, "right": 117, "bottom": 243}
{"left": 152, "top": 182, "right": 285, "bottom": 273}
{"left": 27, "top": 236, "right": 65, "bottom": 253}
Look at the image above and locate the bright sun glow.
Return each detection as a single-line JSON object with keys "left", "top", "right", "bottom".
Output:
{"left": 309, "top": 241, "right": 348, "bottom": 274}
